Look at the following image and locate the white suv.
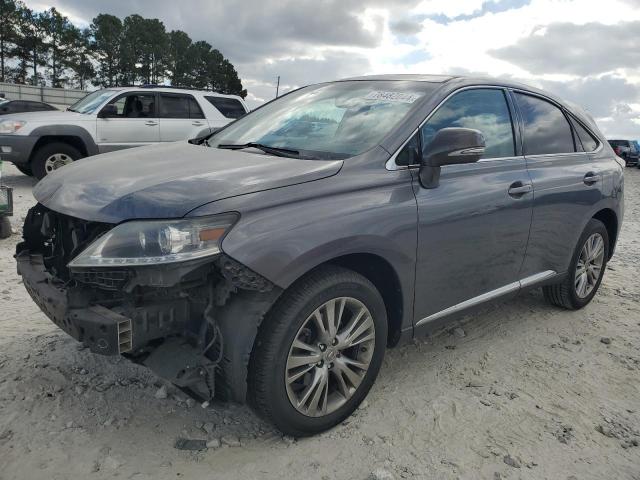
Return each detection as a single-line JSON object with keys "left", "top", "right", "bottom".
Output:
{"left": 0, "top": 86, "right": 248, "bottom": 179}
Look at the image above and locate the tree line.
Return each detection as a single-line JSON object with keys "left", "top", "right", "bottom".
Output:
{"left": 0, "top": 1, "right": 247, "bottom": 97}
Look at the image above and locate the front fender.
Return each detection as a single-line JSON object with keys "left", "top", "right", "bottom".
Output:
{"left": 29, "top": 125, "right": 98, "bottom": 156}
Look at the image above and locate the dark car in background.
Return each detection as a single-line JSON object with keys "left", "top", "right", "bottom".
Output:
{"left": 608, "top": 139, "right": 639, "bottom": 166}
{"left": 0, "top": 99, "right": 57, "bottom": 115}
{"left": 16, "top": 75, "right": 624, "bottom": 436}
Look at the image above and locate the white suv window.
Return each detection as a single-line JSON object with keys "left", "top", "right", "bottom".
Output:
{"left": 109, "top": 93, "right": 156, "bottom": 118}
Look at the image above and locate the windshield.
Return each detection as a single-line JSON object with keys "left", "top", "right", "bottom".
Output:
{"left": 68, "top": 89, "right": 116, "bottom": 114}
{"left": 208, "top": 81, "right": 435, "bottom": 159}
{"left": 0, "top": 98, "right": 8, "bottom": 106}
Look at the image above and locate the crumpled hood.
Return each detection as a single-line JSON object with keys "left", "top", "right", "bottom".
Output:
{"left": 34, "top": 142, "right": 343, "bottom": 223}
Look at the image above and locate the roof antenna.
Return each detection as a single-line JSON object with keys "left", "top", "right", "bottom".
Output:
{"left": 275, "top": 76, "right": 280, "bottom": 98}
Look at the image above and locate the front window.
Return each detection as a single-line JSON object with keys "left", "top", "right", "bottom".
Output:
{"left": 420, "top": 88, "right": 515, "bottom": 160}
{"left": 208, "top": 81, "right": 436, "bottom": 159}
{"left": 68, "top": 89, "right": 117, "bottom": 114}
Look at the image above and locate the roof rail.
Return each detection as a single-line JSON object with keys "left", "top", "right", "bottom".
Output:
{"left": 124, "top": 84, "right": 221, "bottom": 93}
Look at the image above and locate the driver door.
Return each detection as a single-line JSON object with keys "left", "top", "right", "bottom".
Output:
{"left": 96, "top": 92, "right": 160, "bottom": 153}
{"left": 410, "top": 87, "right": 534, "bottom": 326}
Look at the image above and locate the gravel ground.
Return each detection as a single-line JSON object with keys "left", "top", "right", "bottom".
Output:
{"left": 0, "top": 162, "right": 639, "bottom": 480}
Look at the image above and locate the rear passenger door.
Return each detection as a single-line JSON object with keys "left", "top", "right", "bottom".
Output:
{"left": 412, "top": 87, "right": 534, "bottom": 325}
{"left": 513, "top": 91, "right": 605, "bottom": 278}
{"left": 158, "top": 93, "right": 209, "bottom": 142}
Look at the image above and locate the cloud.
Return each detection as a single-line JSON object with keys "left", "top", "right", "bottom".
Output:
{"left": 390, "top": 19, "right": 424, "bottom": 36}
{"left": 539, "top": 75, "right": 640, "bottom": 118}
{"left": 490, "top": 21, "right": 640, "bottom": 76}
{"left": 23, "top": 0, "right": 640, "bottom": 138}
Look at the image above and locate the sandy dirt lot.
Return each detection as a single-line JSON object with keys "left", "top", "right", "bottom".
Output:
{"left": 0, "top": 162, "right": 638, "bottom": 480}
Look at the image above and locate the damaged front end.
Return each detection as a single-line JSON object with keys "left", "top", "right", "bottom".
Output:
{"left": 16, "top": 204, "right": 281, "bottom": 402}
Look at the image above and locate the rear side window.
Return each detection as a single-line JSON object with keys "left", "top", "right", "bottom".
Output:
{"left": 608, "top": 140, "right": 628, "bottom": 147}
{"left": 420, "top": 88, "right": 515, "bottom": 159}
{"left": 160, "top": 94, "right": 205, "bottom": 119}
{"left": 188, "top": 97, "right": 205, "bottom": 119}
{"left": 160, "top": 94, "right": 190, "bottom": 119}
{"left": 570, "top": 117, "right": 599, "bottom": 152}
{"left": 515, "top": 93, "right": 575, "bottom": 155}
{"left": 205, "top": 96, "right": 247, "bottom": 119}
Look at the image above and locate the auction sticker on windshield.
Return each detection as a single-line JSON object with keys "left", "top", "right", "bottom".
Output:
{"left": 364, "top": 91, "right": 422, "bottom": 103}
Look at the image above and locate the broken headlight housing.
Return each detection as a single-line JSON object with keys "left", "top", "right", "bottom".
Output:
{"left": 68, "top": 213, "right": 238, "bottom": 267}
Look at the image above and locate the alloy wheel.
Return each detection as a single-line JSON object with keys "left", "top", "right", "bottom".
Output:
{"left": 44, "top": 153, "right": 73, "bottom": 173}
{"left": 575, "top": 233, "right": 605, "bottom": 298}
{"left": 285, "top": 297, "right": 376, "bottom": 417}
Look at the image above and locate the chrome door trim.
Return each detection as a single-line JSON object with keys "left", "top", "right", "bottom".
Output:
{"left": 519, "top": 270, "right": 557, "bottom": 288}
{"left": 415, "top": 270, "right": 557, "bottom": 327}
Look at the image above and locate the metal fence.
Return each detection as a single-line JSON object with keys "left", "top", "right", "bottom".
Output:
{"left": 0, "top": 82, "right": 88, "bottom": 108}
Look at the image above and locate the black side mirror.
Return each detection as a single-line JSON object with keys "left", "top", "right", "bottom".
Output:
{"left": 98, "top": 104, "right": 118, "bottom": 118}
{"left": 419, "top": 127, "right": 485, "bottom": 189}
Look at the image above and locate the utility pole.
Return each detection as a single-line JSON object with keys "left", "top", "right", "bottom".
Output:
{"left": 275, "top": 76, "right": 280, "bottom": 98}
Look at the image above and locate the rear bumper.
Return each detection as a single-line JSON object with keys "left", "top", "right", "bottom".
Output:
{"left": 0, "top": 134, "right": 38, "bottom": 165}
{"left": 16, "top": 252, "right": 133, "bottom": 355}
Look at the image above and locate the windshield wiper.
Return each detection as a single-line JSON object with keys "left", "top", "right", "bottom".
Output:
{"left": 217, "top": 142, "right": 300, "bottom": 158}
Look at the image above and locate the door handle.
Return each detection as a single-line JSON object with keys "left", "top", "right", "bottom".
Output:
{"left": 508, "top": 181, "right": 532, "bottom": 197}
{"left": 583, "top": 172, "right": 600, "bottom": 185}
{"left": 192, "top": 121, "right": 205, "bottom": 126}
{"left": 145, "top": 121, "right": 158, "bottom": 126}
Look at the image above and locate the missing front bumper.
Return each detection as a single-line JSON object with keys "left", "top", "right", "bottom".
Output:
{"left": 16, "top": 251, "right": 192, "bottom": 356}
{"left": 17, "top": 252, "right": 135, "bottom": 355}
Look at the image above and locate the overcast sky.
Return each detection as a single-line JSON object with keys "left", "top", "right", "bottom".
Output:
{"left": 27, "top": 0, "right": 640, "bottom": 138}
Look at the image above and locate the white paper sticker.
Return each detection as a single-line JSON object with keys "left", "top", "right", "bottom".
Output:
{"left": 364, "top": 91, "right": 422, "bottom": 104}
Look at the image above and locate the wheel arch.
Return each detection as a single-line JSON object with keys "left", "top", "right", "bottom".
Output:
{"left": 592, "top": 208, "right": 618, "bottom": 259}
{"left": 27, "top": 125, "right": 98, "bottom": 164}
{"left": 324, "top": 253, "right": 404, "bottom": 347}
{"left": 216, "top": 252, "right": 408, "bottom": 403}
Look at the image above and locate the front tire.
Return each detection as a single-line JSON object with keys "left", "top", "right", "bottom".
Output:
{"left": 543, "top": 218, "right": 609, "bottom": 310}
{"left": 31, "top": 142, "right": 82, "bottom": 180}
{"left": 15, "top": 164, "right": 33, "bottom": 176}
{"left": 248, "top": 266, "right": 387, "bottom": 436}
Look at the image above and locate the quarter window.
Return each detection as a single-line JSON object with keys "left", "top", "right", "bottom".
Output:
{"left": 420, "top": 89, "right": 515, "bottom": 160}
{"left": 514, "top": 93, "right": 575, "bottom": 155}
{"left": 205, "top": 96, "right": 247, "bottom": 119}
{"left": 570, "top": 117, "right": 599, "bottom": 152}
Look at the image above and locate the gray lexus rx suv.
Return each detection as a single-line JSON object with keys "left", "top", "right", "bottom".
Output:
{"left": 16, "top": 75, "right": 624, "bottom": 436}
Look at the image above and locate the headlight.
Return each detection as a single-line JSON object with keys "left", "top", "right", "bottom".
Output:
{"left": 0, "top": 120, "right": 26, "bottom": 134}
{"left": 68, "top": 213, "right": 238, "bottom": 268}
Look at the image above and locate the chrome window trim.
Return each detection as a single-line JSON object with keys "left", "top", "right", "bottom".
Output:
{"left": 510, "top": 89, "right": 604, "bottom": 157}
{"left": 415, "top": 270, "right": 557, "bottom": 327}
{"left": 387, "top": 84, "right": 604, "bottom": 171}
{"left": 386, "top": 85, "right": 517, "bottom": 171}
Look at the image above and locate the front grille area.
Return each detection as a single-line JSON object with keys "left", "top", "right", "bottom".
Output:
{"left": 72, "top": 269, "right": 131, "bottom": 290}
{"left": 22, "top": 204, "right": 113, "bottom": 282}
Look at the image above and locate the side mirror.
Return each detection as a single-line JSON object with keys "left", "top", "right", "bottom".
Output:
{"left": 98, "top": 104, "right": 118, "bottom": 118}
{"left": 419, "top": 127, "right": 486, "bottom": 189}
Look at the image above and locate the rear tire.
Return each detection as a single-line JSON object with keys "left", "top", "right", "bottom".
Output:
{"left": 543, "top": 218, "right": 609, "bottom": 310}
{"left": 248, "top": 265, "right": 387, "bottom": 436}
{"left": 31, "top": 142, "right": 82, "bottom": 180}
